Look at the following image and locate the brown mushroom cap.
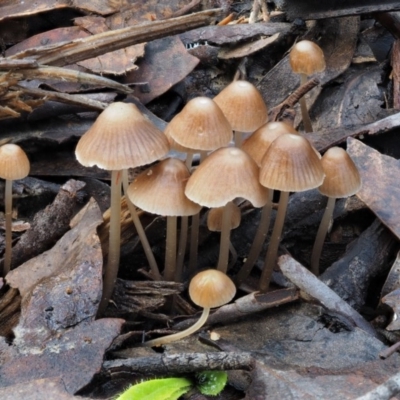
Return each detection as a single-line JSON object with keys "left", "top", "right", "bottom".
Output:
{"left": 185, "top": 147, "right": 269, "bottom": 208}
{"left": 127, "top": 158, "right": 201, "bottom": 216}
{"left": 318, "top": 147, "right": 361, "bottom": 198}
{"left": 76, "top": 102, "right": 169, "bottom": 170}
{"left": 289, "top": 40, "right": 326, "bottom": 76}
{"left": 260, "top": 133, "right": 324, "bottom": 192}
{"left": 213, "top": 80, "right": 268, "bottom": 132}
{"left": 189, "top": 269, "right": 236, "bottom": 308}
{"left": 0, "top": 144, "right": 30, "bottom": 180}
{"left": 241, "top": 121, "right": 299, "bottom": 166}
{"left": 207, "top": 202, "right": 241, "bottom": 232}
{"left": 165, "top": 97, "right": 232, "bottom": 151}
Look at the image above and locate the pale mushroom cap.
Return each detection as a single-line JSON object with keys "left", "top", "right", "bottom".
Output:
{"left": 76, "top": 102, "right": 170, "bottom": 170}
{"left": 127, "top": 158, "right": 201, "bottom": 216}
{"left": 319, "top": 147, "right": 361, "bottom": 198}
{"left": 0, "top": 144, "right": 30, "bottom": 180}
{"left": 189, "top": 269, "right": 236, "bottom": 308}
{"left": 289, "top": 40, "right": 326, "bottom": 76}
{"left": 165, "top": 97, "right": 232, "bottom": 151}
{"left": 185, "top": 147, "right": 269, "bottom": 208}
{"left": 207, "top": 202, "right": 241, "bottom": 232}
{"left": 260, "top": 134, "right": 325, "bottom": 192}
{"left": 241, "top": 121, "right": 299, "bottom": 166}
{"left": 213, "top": 80, "right": 268, "bottom": 132}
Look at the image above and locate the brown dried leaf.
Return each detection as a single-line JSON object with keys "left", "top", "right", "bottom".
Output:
{"left": 347, "top": 138, "right": 400, "bottom": 240}
{"left": 0, "top": 1, "right": 70, "bottom": 22}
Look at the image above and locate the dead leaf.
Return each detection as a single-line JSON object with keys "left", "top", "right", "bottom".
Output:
{"left": 0, "top": 1, "right": 70, "bottom": 22}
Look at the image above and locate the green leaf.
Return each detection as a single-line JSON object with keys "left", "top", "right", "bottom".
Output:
{"left": 196, "top": 370, "right": 228, "bottom": 396}
{"left": 116, "top": 377, "right": 193, "bottom": 400}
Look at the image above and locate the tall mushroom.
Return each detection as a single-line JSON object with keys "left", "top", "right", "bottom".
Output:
{"left": 289, "top": 40, "right": 325, "bottom": 133}
{"left": 310, "top": 147, "right": 361, "bottom": 275}
{"left": 76, "top": 102, "right": 169, "bottom": 313}
{"left": 259, "top": 134, "right": 324, "bottom": 292}
{"left": 0, "top": 144, "right": 30, "bottom": 275}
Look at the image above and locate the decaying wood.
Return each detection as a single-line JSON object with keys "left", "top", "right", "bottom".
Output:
{"left": 355, "top": 370, "right": 400, "bottom": 400}
{"left": 0, "top": 288, "right": 20, "bottom": 337}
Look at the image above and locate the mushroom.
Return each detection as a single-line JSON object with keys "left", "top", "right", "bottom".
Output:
{"left": 76, "top": 102, "right": 169, "bottom": 313}
{"left": 214, "top": 80, "right": 268, "bottom": 147}
{"left": 127, "top": 158, "right": 201, "bottom": 282}
{"left": 289, "top": 40, "right": 325, "bottom": 133}
{"left": 0, "top": 144, "right": 30, "bottom": 275}
{"left": 259, "top": 134, "right": 325, "bottom": 292}
{"left": 310, "top": 147, "right": 361, "bottom": 275}
{"left": 144, "top": 269, "right": 236, "bottom": 346}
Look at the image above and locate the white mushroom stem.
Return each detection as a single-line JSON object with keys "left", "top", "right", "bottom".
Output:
{"left": 122, "top": 170, "right": 162, "bottom": 280}
{"left": 175, "top": 216, "right": 189, "bottom": 281}
{"left": 235, "top": 131, "right": 244, "bottom": 147}
{"left": 3, "top": 179, "right": 13, "bottom": 275}
{"left": 144, "top": 307, "right": 210, "bottom": 347}
{"left": 188, "top": 212, "right": 200, "bottom": 276}
{"left": 164, "top": 216, "right": 177, "bottom": 281}
{"left": 217, "top": 202, "right": 233, "bottom": 274}
{"left": 98, "top": 170, "right": 122, "bottom": 314}
{"left": 310, "top": 196, "right": 336, "bottom": 276}
{"left": 259, "top": 190, "right": 289, "bottom": 292}
{"left": 299, "top": 73, "right": 313, "bottom": 133}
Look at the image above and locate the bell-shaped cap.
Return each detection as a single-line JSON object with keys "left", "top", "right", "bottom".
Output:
{"left": 207, "top": 202, "right": 241, "bottom": 232}
{"left": 260, "top": 133, "right": 324, "bottom": 192}
{"left": 242, "top": 121, "right": 298, "bottom": 166}
{"left": 127, "top": 158, "right": 201, "bottom": 216}
{"left": 76, "top": 102, "right": 169, "bottom": 170}
{"left": 185, "top": 147, "right": 269, "bottom": 208}
{"left": 165, "top": 97, "right": 232, "bottom": 151}
{"left": 189, "top": 269, "right": 236, "bottom": 308}
{"left": 0, "top": 144, "right": 30, "bottom": 180}
{"left": 319, "top": 147, "right": 361, "bottom": 198}
{"left": 289, "top": 40, "right": 326, "bottom": 76}
{"left": 213, "top": 80, "right": 268, "bottom": 132}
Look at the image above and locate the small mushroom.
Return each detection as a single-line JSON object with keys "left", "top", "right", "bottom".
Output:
{"left": 0, "top": 144, "right": 30, "bottom": 275}
{"left": 289, "top": 40, "right": 325, "bottom": 133}
{"left": 144, "top": 269, "right": 236, "bottom": 347}
{"left": 310, "top": 147, "right": 361, "bottom": 275}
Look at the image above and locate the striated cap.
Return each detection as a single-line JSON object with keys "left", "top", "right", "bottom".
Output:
{"left": 127, "top": 158, "right": 201, "bottom": 217}
{"left": 260, "top": 133, "right": 324, "bottom": 192}
{"left": 189, "top": 269, "right": 236, "bottom": 308}
{"left": 241, "top": 121, "right": 299, "bottom": 166}
{"left": 76, "top": 102, "right": 169, "bottom": 170}
{"left": 213, "top": 80, "right": 268, "bottom": 132}
{"left": 318, "top": 147, "right": 361, "bottom": 198}
{"left": 165, "top": 97, "right": 232, "bottom": 151}
{"left": 207, "top": 202, "right": 241, "bottom": 232}
{"left": 289, "top": 40, "right": 326, "bottom": 76}
{"left": 185, "top": 147, "right": 269, "bottom": 208}
{"left": 0, "top": 144, "right": 30, "bottom": 180}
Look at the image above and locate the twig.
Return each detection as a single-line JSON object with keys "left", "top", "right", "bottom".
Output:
{"left": 355, "top": 371, "right": 400, "bottom": 400}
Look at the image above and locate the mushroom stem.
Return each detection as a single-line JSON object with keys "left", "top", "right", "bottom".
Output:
{"left": 235, "top": 188, "right": 273, "bottom": 286}
{"left": 175, "top": 216, "right": 189, "bottom": 281}
{"left": 185, "top": 152, "right": 194, "bottom": 170}
{"left": 188, "top": 212, "right": 200, "bottom": 276}
{"left": 310, "top": 196, "right": 336, "bottom": 276}
{"left": 259, "top": 190, "right": 289, "bottom": 292}
{"left": 3, "top": 179, "right": 13, "bottom": 275}
{"left": 217, "top": 202, "right": 233, "bottom": 274}
{"left": 235, "top": 131, "right": 244, "bottom": 147}
{"left": 164, "top": 216, "right": 177, "bottom": 281}
{"left": 98, "top": 170, "right": 122, "bottom": 315}
{"left": 122, "top": 170, "right": 162, "bottom": 280}
{"left": 299, "top": 73, "right": 313, "bottom": 133}
{"left": 144, "top": 307, "right": 210, "bottom": 347}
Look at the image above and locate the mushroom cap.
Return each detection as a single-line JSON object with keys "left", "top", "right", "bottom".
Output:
{"left": 207, "top": 202, "right": 241, "bottom": 232}
{"left": 0, "top": 144, "right": 30, "bottom": 180}
{"left": 318, "top": 147, "right": 361, "bottom": 198}
{"left": 289, "top": 40, "right": 326, "bottom": 76}
{"left": 76, "top": 102, "right": 170, "bottom": 170}
{"left": 241, "top": 121, "right": 299, "bottom": 166}
{"left": 127, "top": 158, "right": 201, "bottom": 216}
{"left": 260, "top": 133, "right": 325, "bottom": 192}
{"left": 165, "top": 97, "right": 232, "bottom": 151}
{"left": 189, "top": 269, "right": 236, "bottom": 308}
{"left": 185, "top": 147, "right": 269, "bottom": 208}
{"left": 213, "top": 80, "right": 268, "bottom": 132}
